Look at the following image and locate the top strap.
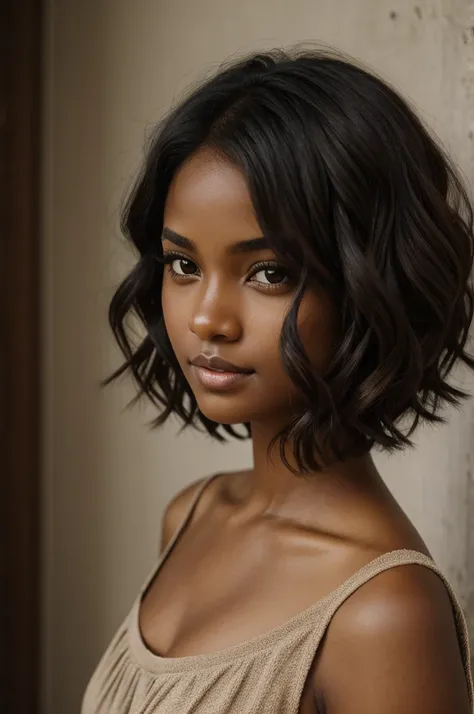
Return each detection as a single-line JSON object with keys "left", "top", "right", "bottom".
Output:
{"left": 165, "top": 472, "right": 222, "bottom": 557}
{"left": 139, "top": 472, "right": 221, "bottom": 598}
{"left": 312, "top": 549, "right": 473, "bottom": 709}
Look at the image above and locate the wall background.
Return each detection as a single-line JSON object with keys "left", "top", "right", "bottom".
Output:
{"left": 41, "top": 1, "right": 474, "bottom": 712}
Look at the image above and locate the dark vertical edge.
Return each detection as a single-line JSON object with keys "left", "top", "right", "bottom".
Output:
{"left": 0, "top": 0, "right": 43, "bottom": 712}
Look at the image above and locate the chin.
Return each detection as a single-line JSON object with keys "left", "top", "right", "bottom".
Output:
{"left": 195, "top": 398, "right": 253, "bottom": 426}
{"left": 194, "top": 391, "right": 289, "bottom": 428}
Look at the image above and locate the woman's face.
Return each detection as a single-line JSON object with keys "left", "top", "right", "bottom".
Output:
{"left": 161, "top": 146, "right": 337, "bottom": 428}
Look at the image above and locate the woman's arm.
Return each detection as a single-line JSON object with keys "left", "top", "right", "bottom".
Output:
{"left": 313, "top": 564, "right": 472, "bottom": 713}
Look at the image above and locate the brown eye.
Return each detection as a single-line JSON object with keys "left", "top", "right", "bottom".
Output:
{"left": 249, "top": 263, "right": 290, "bottom": 286}
{"left": 159, "top": 251, "right": 200, "bottom": 278}
{"left": 171, "top": 257, "right": 197, "bottom": 275}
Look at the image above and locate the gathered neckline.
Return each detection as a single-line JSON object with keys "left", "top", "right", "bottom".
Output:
{"left": 127, "top": 548, "right": 438, "bottom": 674}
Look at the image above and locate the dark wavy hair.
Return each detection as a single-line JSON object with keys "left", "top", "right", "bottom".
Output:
{"left": 104, "top": 45, "right": 474, "bottom": 475}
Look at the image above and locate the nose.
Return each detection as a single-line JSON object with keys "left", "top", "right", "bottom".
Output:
{"left": 189, "top": 280, "right": 242, "bottom": 342}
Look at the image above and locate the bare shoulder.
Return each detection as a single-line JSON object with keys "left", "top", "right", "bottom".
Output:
{"left": 313, "top": 559, "right": 471, "bottom": 713}
{"left": 160, "top": 468, "right": 250, "bottom": 552}
{"left": 159, "top": 474, "right": 218, "bottom": 553}
{"left": 327, "top": 559, "right": 457, "bottom": 638}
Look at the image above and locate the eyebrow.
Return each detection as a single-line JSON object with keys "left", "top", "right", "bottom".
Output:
{"left": 161, "top": 227, "right": 270, "bottom": 255}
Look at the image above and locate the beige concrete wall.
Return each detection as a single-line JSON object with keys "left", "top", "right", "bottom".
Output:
{"left": 41, "top": 0, "right": 474, "bottom": 711}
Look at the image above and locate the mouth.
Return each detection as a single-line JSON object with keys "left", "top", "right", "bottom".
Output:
{"left": 190, "top": 364, "right": 255, "bottom": 391}
{"left": 190, "top": 354, "right": 254, "bottom": 373}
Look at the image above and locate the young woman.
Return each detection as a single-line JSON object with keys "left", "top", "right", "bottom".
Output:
{"left": 82, "top": 47, "right": 474, "bottom": 713}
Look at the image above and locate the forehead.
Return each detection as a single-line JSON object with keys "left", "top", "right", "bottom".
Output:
{"left": 164, "top": 147, "right": 260, "bottom": 236}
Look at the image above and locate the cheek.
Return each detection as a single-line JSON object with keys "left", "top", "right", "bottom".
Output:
{"left": 161, "top": 282, "right": 184, "bottom": 350}
{"left": 297, "top": 293, "right": 337, "bottom": 373}
{"left": 244, "top": 292, "right": 336, "bottom": 380}
{"left": 161, "top": 285, "right": 172, "bottom": 332}
{"left": 247, "top": 308, "right": 284, "bottom": 355}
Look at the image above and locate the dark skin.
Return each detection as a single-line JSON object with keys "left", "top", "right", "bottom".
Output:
{"left": 139, "top": 147, "right": 471, "bottom": 713}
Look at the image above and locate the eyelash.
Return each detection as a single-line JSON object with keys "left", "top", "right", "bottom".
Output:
{"left": 156, "top": 251, "right": 291, "bottom": 291}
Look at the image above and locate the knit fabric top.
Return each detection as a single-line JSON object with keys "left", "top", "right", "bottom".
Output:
{"left": 82, "top": 473, "right": 474, "bottom": 714}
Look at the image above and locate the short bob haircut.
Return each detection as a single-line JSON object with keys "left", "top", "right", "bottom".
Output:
{"left": 105, "top": 46, "right": 474, "bottom": 475}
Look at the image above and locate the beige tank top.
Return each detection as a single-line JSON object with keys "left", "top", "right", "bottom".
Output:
{"left": 82, "top": 473, "right": 474, "bottom": 714}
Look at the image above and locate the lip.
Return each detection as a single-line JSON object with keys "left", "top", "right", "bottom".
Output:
{"left": 190, "top": 354, "right": 254, "bottom": 374}
{"left": 191, "top": 365, "right": 255, "bottom": 391}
